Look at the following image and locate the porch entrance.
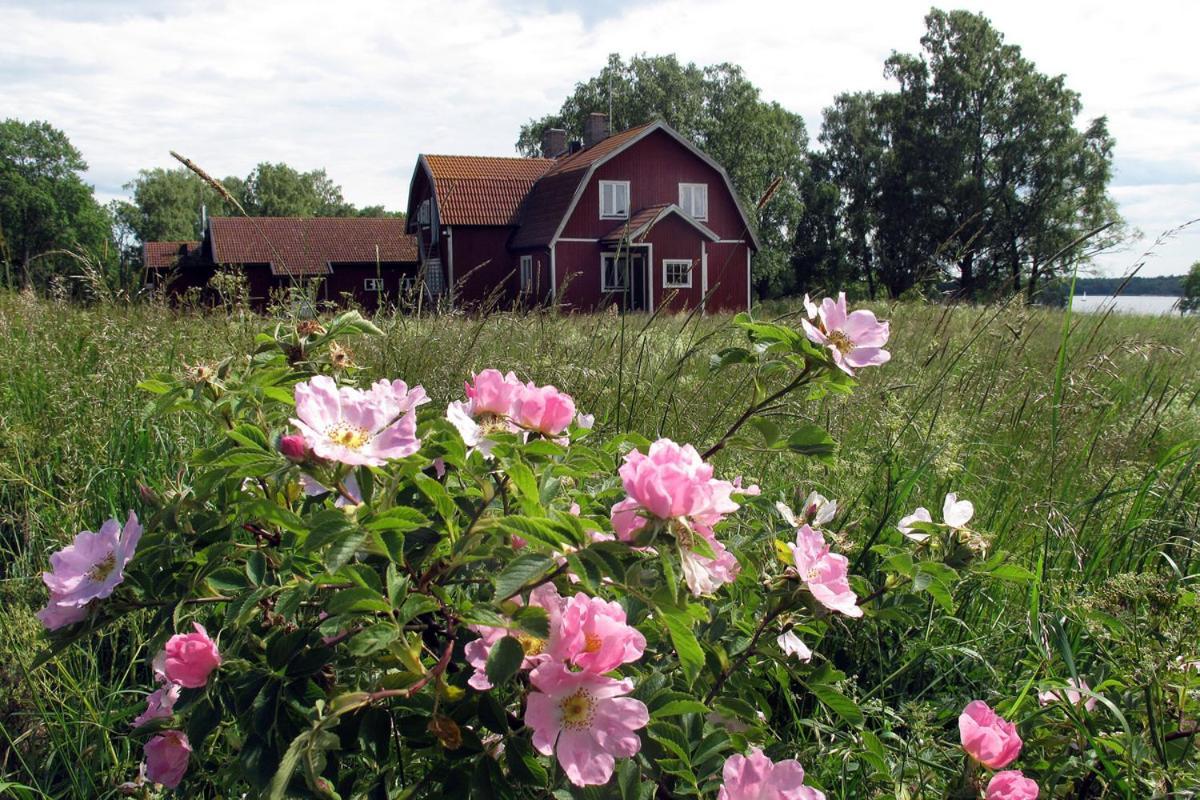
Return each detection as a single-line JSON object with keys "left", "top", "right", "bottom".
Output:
{"left": 601, "top": 249, "right": 649, "bottom": 312}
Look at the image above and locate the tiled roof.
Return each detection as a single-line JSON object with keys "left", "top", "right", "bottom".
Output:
{"left": 208, "top": 217, "right": 419, "bottom": 277}
{"left": 144, "top": 240, "right": 198, "bottom": 269}
{"left": 599, "top": 204, "right": 721, "bottom": 246}
{"left": 423, "top": 155, "right": 554, "bottom": 226}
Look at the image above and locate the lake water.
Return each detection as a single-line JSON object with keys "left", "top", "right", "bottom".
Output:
{"left": 1071, "top": 295, "right": 1181, "bottom": 315}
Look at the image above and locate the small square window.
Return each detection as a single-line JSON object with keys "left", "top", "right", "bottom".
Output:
{"left": 520, "top": 255, "right": 533, "bottom": 291}
{"left": 600, "top": 181, "right": 630, "bottom": 219}
{"left": 678, "top": 183, "right": 708, "bottom": 220}
{"left": 663, "top": 260, "right": 693, "bottom": 289}
{"left": 364, "top": 277, "right": 384, "bottom": 291}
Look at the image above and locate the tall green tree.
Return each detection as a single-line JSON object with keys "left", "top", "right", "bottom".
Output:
{"left": 517, "top": 53, "right": 809, "bottom": 298}
{"left": 1180, "top": 261, "right": 1200, "bottom": 314}
{"left": 0, "top": 119, "right": 114, "bottom": 288}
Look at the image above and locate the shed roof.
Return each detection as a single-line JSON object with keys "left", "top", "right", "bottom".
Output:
{"left": 144, "top": 240, "right": 198, "bottom": 269}
{"left": 421, "top": 155, "right": 554, "bottom": 226}
{"left": 208, "top": 217, "right": 418, "bottom": 277}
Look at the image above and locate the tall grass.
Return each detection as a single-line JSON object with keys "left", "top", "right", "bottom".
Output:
{"left": 1, "top": 290, "right": 1198, "bottom": 796}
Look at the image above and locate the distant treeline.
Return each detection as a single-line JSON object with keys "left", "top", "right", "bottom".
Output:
{"left": 1073, "top": 275, "right": 1183, "bottom": 296}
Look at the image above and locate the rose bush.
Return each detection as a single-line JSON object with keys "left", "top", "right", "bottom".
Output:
{"left": 33, "top": 304, "right": 1061, "bottom": 797}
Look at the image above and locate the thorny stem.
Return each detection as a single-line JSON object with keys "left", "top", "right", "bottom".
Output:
{"left": 705, "top": 602, "right": 787, "bottom": 703}
{"left": 701, "top": 367, "right": 813, "bottom": 460}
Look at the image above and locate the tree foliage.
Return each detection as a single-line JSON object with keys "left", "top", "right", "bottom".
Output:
{"left": 517, "top": 54, "right": 809, "bottom": 298}
{"left": 1180, "top": 261, "right": 1200, "bottom": 314}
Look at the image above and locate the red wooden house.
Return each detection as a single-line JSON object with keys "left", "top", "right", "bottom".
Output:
{"left": 406, "top": 114, "right": 758, "bottom": 313}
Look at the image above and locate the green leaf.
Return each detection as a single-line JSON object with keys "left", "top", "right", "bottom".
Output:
{"left": 658, "top": 604, "right": 704, "bottom": 685}
{"left": 748, "top": 417, "right": 782, "bottom": 447}
{"left": 809, "top": 683, "right": 864, "bottom": 728}
{"left": 494, "top": 554, "right": 556, "bottom": 600}
{"left": 137, "top": 378, "right": 174, "bottom": 394}
{"left": 325, "top": 587, "right": 391, "bottom": 616}
{"left": 781, "top": 424, "right": 837, "bottom": 463}
{"left": 364, "top": 506, "right": 430, "bottom": 533}
{"left": 984, "top": 563, "right": 1038, "bottom": 583}
{"left": 243, "top": 499, "right": 306, "bottom": 534}
{"left": 485, "top": 636, "right": 525, "bottom": 687}
{"left": 652, "top": 699, "right": 709, "bottom": 718}
{"left": 227, "top": 424, "right": 271, "bottom": 451}
{"left": 512, "top": 605, "right": 550, "bottom": 639}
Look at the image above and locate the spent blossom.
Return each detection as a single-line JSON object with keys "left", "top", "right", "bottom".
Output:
{"left": 524, "top": 663, "right": 648, "bottom": 786}
{"left": 1037, "top": 677, "right": 1097, "bottom": 712}
{"left": 959, "top": 700, "right": 1022, "bottom": 769}
{"left": 38, "top": 511, "right": 142, "bottom": 630}
{"left": 143, "top": 730, "right": 191, "bottom": 788}
{"left": 291, "top": 375, "right": 428, "bottom": 467}
{"left": 718, "top": 746, "right": 826, "bottom": 800}
{"left": 777, "top": 630, "right": 813, "bottom": 663}
{"left": 132, "top": 682, "right": 182, "bottom": 728}
{"left": 801, "top": 292, "right": 890, "bottom": 375}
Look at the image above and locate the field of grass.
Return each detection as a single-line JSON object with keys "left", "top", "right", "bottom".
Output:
{"left": 1, "top": 289, "right": 1198, "bottom": 797}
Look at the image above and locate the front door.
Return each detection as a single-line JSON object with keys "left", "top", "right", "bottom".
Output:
{"left": 603, "top": 250, "right": 648, "bottom": 312}
{"left": 628, "top": 252, "right": 647, "bottom": 312}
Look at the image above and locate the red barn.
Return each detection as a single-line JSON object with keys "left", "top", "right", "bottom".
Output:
{"left": 406, "top": 115, "right": 759, "bottom": 313}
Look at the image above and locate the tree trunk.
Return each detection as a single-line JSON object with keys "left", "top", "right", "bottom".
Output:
{"left": 1026, "top": 256, "right": 1040, "bottom": 302}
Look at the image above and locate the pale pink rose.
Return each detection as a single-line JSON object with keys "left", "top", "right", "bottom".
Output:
{"left": 789, "top": 525, "right": 862, "bottom": 617}
{"left": 40, "top": 512, "right": 142, "bottom": 620}
{"left": 679, "top": 525, "right": 740, "bottom": 596}
{"left": 525, "top": 663, "right": 648, "bottom": 787}
{"left": 291, "top": 375, "right": 428, "bottom": 467}
{"left": 778, "top": 493, "right": 837, "bottom": 530}
{"left": 465, "top": 369, "right": 524, "bottom": 416}
{"left": 897, "top": 507, "right": 934, "bottom": 542}
{"left": 1037, "top": 677, "right": 1097, "bottom": 712}
{"left": 550, "top": 593, "right": 646, "bottom": 673}
{"left": 802, "top": 293, "right": 820, "bottom": 321}
{"left": 959, "top": 700, "right": 1022, "bottom": 769}
{"left": 143, "top": 730, "right": 191, "bottom": 788}
{"left": 133, "top": 682, "right": 182, "bottom": 728}
{"left": 777, "top": 631, "right": 813, "bottom": 663}
{"left": 801, "top": 292, "right": 890, "bottom": 375}
{"left": 465, "top": 585, "right": 563, "bottom": 691}
{"left": 718, "top": 746, "right": 826, "bottom": 800}
{"left": 986, "top": 770, "right": 1039, "bottom": 800}
{"left": 576, "top": 412, "right": 596, "bottom": 430}
{"left": 513, "top": 383, "right": 576, "bottom": 436}
{"left": 161, "top": 623, "right": 222, "bottom": 688}
{"left": 299, "top": 472, "right": 362, "bottom": 508}
{"left": 943, "top": 493, "right": 974, "bottom": 529}
{"left": 733, "top": 476, "right": 762, "bottom": 496}
{"left": 433, "top": 457, "right": 446, "bottom": 478}
{"left": 278, "top": 433, "right": 309, "bottom": 462}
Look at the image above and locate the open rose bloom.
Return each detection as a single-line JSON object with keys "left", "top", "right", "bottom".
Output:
{"left": 899, "top": 492, "right": 974, "bottom": 542}
{"left": 986, "top": 770, "right": 1039, "bottom": 800}
{"left": 801, "top": 292, "right": 890, "bottom": 375}
{"left": 447, "top": 369, "right": 524, "bottom": 451}
{"left": 789, "top": 525, "right": 861, "bottom": 617}
{"left": 38, "top": 511, "right": 142, "bottom": 630}
{"left": 291, "top": 375, "right": 428, "bottom": 466}
{"left": 549, "top": 593, "right": 646, "bottom": 673}
{"left": 959, "top": 700, "right": 1022, "bottom": 769}
{"left": 465, "top": 584, "right": 563, "bottom": 690}
{"left": 718, "top": 747, "right": 826, "bottom": 800}
{"left": 524, "top": 663, "right": 649, "bottom": 786}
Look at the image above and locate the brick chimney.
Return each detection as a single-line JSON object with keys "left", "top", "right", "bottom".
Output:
{"left": 541, "top": 127, "right": 568, "bottom": 158}
{"left": 583, "top": 112, "right": 610, "bottom": 149}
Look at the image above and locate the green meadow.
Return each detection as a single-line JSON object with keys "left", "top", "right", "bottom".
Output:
{"left": 1, "top": 291, "right": 1198, "bottom": 797}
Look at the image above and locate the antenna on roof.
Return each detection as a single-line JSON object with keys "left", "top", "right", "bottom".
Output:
{"left": 608, "top": 70, "right": 614, "bottom": 130}
{"left": 200, "top": 203, "right": 207, "bottom": 235}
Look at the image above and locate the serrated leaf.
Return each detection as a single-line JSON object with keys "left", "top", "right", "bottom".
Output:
{"left": 652, "top": 700, "right": 709, "bottom": 718}
{"left": 782, "top": 424, "right": 837, "bottom": 463}
{"left": 658, "top": 604, "right": 703, "bottom": 685}
{"left": 485, "top": 636, "right": 525, "bottom": 687}
{"left": 494, "top": 554, "right": 556, "bottom": 600}
{"left": 809, "top": 683, "right": 864, "bottom": 728}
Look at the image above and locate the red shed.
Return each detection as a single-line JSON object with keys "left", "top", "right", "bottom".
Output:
{"left": 406, "top": 115, "right": 758, "bottom": 313}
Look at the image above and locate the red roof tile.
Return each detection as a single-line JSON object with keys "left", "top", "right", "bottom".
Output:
{"left": 208, "top": 217, "right": 418, "bottom": 277}
{"left": 144, "top": 240, "right": 198, "bottom": 269}
{"left": 423, "top": 155, "right": 554, "bottom": 226}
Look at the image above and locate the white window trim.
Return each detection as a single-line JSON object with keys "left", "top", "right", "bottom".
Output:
{"left": 599, "top": 180, "right": 630, "bottom": 220}
{"left": 600, "top": 251, "right": 633, "bottom": 292}
{"left": 679, "top": 182, "right": 708, "bottom": 221}
{"left": 364, "top": 277, "right": 384, "bottom": 291}
{"left": 662, "top": 259, "right": 694, "bottom": 289}
{"left": 519, "top": 255, "right": 533, "bottom": 291}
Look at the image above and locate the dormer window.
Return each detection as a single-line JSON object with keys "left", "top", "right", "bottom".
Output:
{"left": 679, "top": 183, "right": 708, "bottom": 220}
{"left": 600, "top": 180, "right": 630, "bottom": 219}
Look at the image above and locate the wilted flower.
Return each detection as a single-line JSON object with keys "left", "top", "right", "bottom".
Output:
{"left": 789, "top": 524, "right": 862, "bottom": 617}
{"left": 328, "top": 341, "right": 353, "bottom": 369}
{"left": 986, "top": 770, "right": 1039, "bottom": 800}
{"left": 777, "top": 631, "right": 813, "bottom": 663}
{"left": 524, "top": 663, "right": 649, "bottom": 787}
{"left": 1037, "top": 677, "right": 1097, "bottom": 712}
{"left": 291, "top": 375, "right": 428, "bottom": 467}
{"left": 38, "top": 511, "right": 142, "bottom": 629}
{"left": 718, "top": 747, "right": 826, "bottom": 800}
{"left": 801, "top": 292, "right": 890, "bottom": 375}
{"left": 143, "top": 730, "right": 191, "bottom": 788}
{"left": 959, "top": 700, "right": 1022, "bottom": 769}
{"left": 133, "top": 682, "right": 182, "bottom": 728}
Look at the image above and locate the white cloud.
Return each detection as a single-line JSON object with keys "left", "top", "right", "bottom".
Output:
{"left": 1, "top": 0, "right": 1197, "bottom": 276}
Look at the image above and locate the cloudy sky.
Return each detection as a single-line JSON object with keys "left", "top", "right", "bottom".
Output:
{"left": 3, "top": 0, "right": 1197, "bottom": 277}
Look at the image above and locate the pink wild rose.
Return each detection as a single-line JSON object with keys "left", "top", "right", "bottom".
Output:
{"left": 39, "top": 511, "right": 142, "bottom": 629}
{"left": 291, "top": 375, "right": 428, "bottom": 467}
{"left": 143, "top": 730, "right": 191, "bottom": 788}
{"left": 986, "top": 770, "right": 1040, "bottom": 800}
{"left": 160, "top": 623, "right": 222, "bottom": 688}
{"left": 612, "top": 438, "right": 738, "bottom": 532}
{"left": 133, "top": 682, "right": 182, "bottom": 728}
{"left": 959, "top": 700, "right": 1022, "bottom": 769}
{"left": 512, "top": 383, "right": 577, "bottom": 436}
{"left": 465, "top": 584, "right": 563, "bottom": 691}
{"left": 465, "top": 368, "right": 524, "bottom": 416}
{"left": 789, "top": 525, "right": 862, "bottom": 617}
{"left": 718, "top": 746, "right": 826, "bottom": 800}
{"left": 801, "top": 292, "right": 891, "bottom": 375}
{"left": 678, "top": 524, "right": 741, "bottom": 596}
{"left": 524, "top": 663, "right": 649, "bottom": 787}
{"left": 1037, "top": 677, "right": 1097, "bottom": 712}
{"left": 278, "top": 432, "right": 309, "bottom": 462}
{"left": 550, "top": 593, "right": 646, "bottom": 673}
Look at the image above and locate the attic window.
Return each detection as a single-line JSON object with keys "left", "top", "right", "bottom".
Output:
{"left": 679, "top": 183, "right": 708, "bottom": 220}
{"left": 600, "top": 181, "right": 630, "bottom": 219}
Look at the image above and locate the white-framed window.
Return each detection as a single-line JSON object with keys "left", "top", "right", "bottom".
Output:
{"left": 364, "top": 277, "right": 384, "bottom": 291}
{"left": 678, "top": 183, "right": 708, "bottom": 220}
{"left": 520, "top": 255, "right": 533, "bottom": 291}
{"left": 663, "top": 259, "right": 693, "bottom": 289}
{"left": 601, "top": 252, "right": 630, "bottom": 292}
{"left": 599, "top": 180, "right": 630, "bottom": 219}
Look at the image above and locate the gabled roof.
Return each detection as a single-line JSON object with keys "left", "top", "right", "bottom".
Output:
{"left": 144, "top": 240, "right": 198, "bottom": 269}
{"left": 599, "top": 204, "right": 720, "bottom": 247}
{"left": 510, "top": 121, "right": 760, "bottom": 251}
{"left": 418, "top": 155, "right": 554, "bottom": 226}
{"left": 208, "top": 217, "right": 419, "bottom": 277}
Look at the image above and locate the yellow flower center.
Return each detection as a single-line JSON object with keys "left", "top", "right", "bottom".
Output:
{"left": 583, "top": 633, "right": 603, "bottom": 654}
{"left": 516, "top": 634, "right": 544, "bottom": 657}
{"left": 477, "top": 413, "right": 509, "bottom": 436}
{"left": 88, "top": 552, "right": 117, "bottom": 582}
{"left": 826, "top": 330, "right": 854, "bottom": 355}
{"left": 559, "top": 689, "right": 595, "bottom": 729}
{"left": 326, "top": 423, "right": 370, "bottom": 450}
